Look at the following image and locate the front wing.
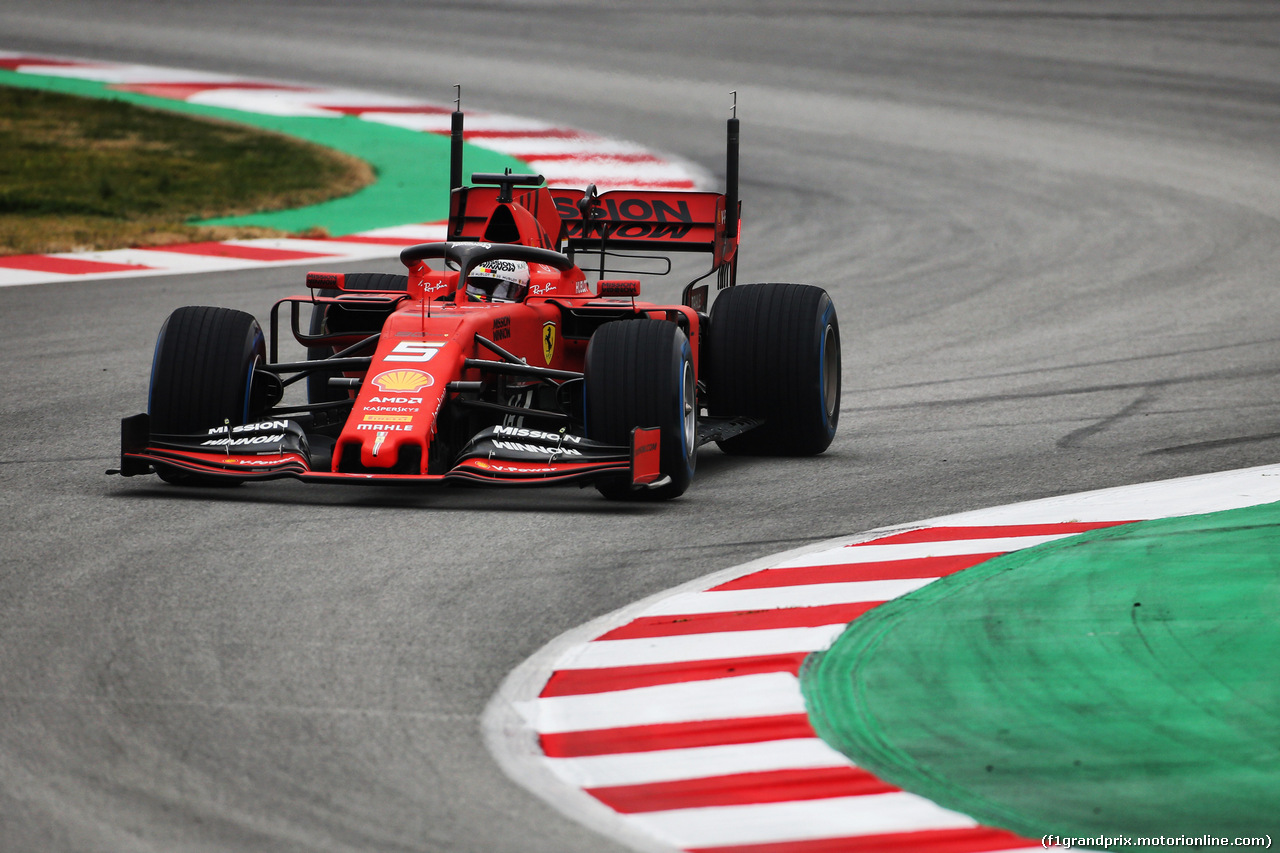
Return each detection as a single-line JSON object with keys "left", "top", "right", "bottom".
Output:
{"left": 113, "top": 416, "right": 665, "bottom": 490}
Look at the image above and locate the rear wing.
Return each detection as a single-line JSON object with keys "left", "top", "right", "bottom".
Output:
{"left": 441, "top": 92, "right": 742, "bottom": 296}
{"left": 550, "top": 188, "right": 737, "bottom": 268}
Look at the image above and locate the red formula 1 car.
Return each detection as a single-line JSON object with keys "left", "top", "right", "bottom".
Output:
{"left": 113, "top": 115, "right": 840, "bottom": 500}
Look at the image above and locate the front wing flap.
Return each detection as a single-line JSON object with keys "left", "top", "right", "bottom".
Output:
{"left": 445, "top": 425, "right": 662, "bottom": 489}
{"left": 117, "top": 414, "right": 315, "bottom": 481}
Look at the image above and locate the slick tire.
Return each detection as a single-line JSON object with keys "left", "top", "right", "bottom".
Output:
{"left": 148, "top": 305, "right": 266, "bottom": 485}
{"left": 585, "top": 319, "right": 697, "bottom": 501}
{"left": 707, "top": 283, "right": 840, "bottom": 455}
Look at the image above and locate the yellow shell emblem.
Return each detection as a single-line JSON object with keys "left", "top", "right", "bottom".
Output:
{"left": 371, "top": 369, "right": 434, "bottom": 393}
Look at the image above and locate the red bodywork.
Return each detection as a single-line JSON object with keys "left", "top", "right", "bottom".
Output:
{"left": 117, "top": 175, "right": 740, "bottom": 490}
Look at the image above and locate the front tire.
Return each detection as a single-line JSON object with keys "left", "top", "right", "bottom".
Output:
{"left": 148, "top": 305, "right": 266, "bottom": 484}
{"left": 707, "top": 283, "right": 840, "bottom": 455}
{"left": 584, "top": 320, "right": 697, "bottom": 500}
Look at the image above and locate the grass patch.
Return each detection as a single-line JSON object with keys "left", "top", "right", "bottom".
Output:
{"left": 0, "top": 85, "right": 375, "bottom": 255}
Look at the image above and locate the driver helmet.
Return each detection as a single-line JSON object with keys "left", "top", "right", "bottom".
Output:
{"left": 465, "top": 259, "right": 530, "bottom": 303}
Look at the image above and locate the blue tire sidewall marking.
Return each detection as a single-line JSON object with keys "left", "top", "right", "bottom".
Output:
{"left": 677, "top": 337, "right": 695, "bottom": 477}
{"left": 819, "top": 301, "right": 836, "bottom": 437}
{"left": 146, "top": 316, "right": 170, "bottom": 417}
{"left": 241, "top": 329, "right": 264, "bottom": 424}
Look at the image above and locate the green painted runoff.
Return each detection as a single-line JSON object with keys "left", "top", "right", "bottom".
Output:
{"left": 0, "top": 68, "right": 529, "bottom": 235}
{"left": 802, "top": 503, "right": 1280, "bottom": 851}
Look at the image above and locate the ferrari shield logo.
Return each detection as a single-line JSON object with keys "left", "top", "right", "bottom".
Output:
{"left": 542, "top": 322, "right": 556, "bottom": 365}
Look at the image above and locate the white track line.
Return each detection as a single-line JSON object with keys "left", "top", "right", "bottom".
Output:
{"left": 556, "top": 626, "right": 850, "bottom": 669}
{"left": 630, "top": 793, "right": 979, "bottom": 849}
{"left": 524, "top": 673, "right": 808, "bottom": 735}
{"left": 544, "top": 739, "right": 854, "bottom": 789}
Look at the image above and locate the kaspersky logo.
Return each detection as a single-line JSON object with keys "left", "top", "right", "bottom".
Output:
{"left": 371, "top": 369, "right": 434, "bottom": 393}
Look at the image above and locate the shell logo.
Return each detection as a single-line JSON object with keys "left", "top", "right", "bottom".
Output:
{"left": 371, "top": 370, "right": 434, "bottom": 393}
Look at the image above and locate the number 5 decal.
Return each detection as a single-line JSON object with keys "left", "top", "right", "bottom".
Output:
{"left": 385, "top": 342, "right": 442, "bottom": 362}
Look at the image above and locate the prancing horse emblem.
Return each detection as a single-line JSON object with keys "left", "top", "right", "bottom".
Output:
{"left": 542, "top": 322, "right": 556, "bottom": 365}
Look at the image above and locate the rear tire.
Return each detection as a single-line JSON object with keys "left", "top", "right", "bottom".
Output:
{"left": 585, "top": 320, "right": 696, "bottom": 500}
{"left": 707, "top": 283, "right": 840, "bottom": 455}
{"left": 148, "top": 305, "right": 266, "bottom": 484}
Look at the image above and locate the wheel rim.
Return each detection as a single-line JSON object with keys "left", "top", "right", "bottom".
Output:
{"left": 681, "top": 359, "right": 696, "bottom": 455}
{"left": 241, "top": 353, "right": 260, "bottom": 424}
{"left": 821, "top": 323, "right": 839, "bottom": 420}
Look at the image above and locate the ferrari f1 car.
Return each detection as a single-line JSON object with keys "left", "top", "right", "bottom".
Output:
{"left": 113, "top": 113, "right": 840, "bottom": 500}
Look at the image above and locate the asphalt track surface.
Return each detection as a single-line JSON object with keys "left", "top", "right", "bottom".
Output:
{"left": 2, "top": 2, "right": 1279, "bottom": 851}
